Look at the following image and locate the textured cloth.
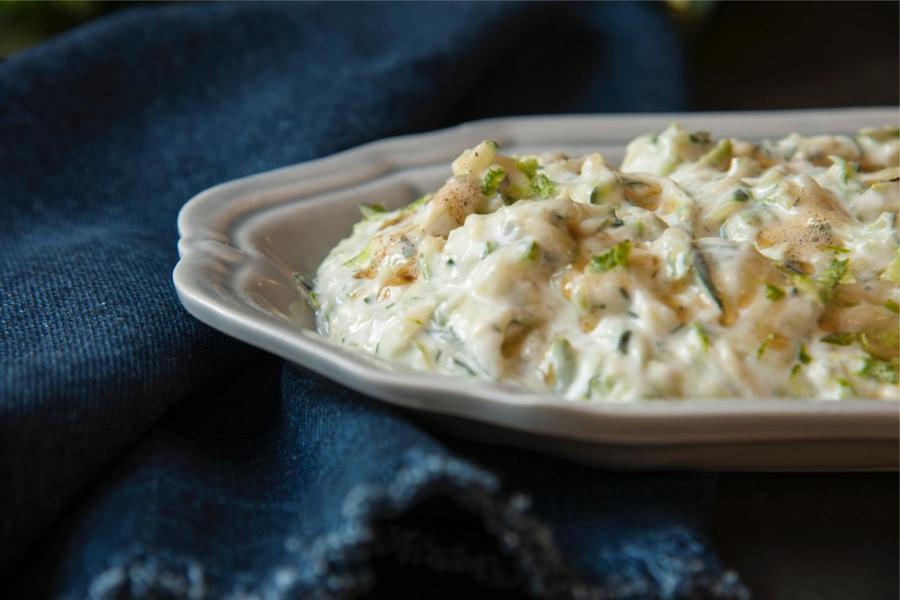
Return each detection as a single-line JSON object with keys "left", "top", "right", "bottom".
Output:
{"left": 1, "top": 2, "right": 750, "bottom": 598}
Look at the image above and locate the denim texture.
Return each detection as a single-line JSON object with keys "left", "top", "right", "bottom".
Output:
{"left": 1, "top": 2, "right": 751, "bottom": 597}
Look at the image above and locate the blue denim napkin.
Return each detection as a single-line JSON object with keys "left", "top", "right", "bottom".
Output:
{"left": 1, "top": 2, "right": 749, "bottom": 597}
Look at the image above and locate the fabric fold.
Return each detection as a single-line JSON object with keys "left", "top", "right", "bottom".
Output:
{"left": 17, "top": 363, "right": 746, "bottom": 599}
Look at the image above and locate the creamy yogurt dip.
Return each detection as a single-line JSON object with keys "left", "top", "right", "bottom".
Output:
{"left": 312, "top": 125, "right": 900, "bottom": 401}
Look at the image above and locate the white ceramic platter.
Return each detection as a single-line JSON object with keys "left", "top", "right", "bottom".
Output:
{"left": 174, "top": 109, "right": 900, "bottom": 470}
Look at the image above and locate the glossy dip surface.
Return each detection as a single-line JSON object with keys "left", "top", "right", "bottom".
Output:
{"left": 313, "top": 126, "right": 900, "bottom": 401}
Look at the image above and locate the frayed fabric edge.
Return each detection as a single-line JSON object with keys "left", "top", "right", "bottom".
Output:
{"left": 85, "top": 449, "right": 750, "bottom": 600}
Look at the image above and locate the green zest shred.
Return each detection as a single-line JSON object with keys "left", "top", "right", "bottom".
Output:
{"left": 765, "top": 283, "right": 785, "bottom": 301}
{"left": 523, "top": 240, "right": 540, "bottom": 262}
{"left": 798, "top": 344, "right": 811, "bottom": 364}
{"left": 481, "top": 165, "right": 506, "bottom": 196}
{"left": 589, "top": 240, "right": 631, "bottom": 272}
{"left": 885, "top": 300, "right": 900, "bottom": 314}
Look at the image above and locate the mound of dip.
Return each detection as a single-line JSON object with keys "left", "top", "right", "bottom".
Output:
{"left": 313, "top": 126, "right": 900, "bottom": 401}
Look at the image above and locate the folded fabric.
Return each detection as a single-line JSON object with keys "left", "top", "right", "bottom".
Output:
{"left": 1, "top": 2, "right": 749, "bottom": 597}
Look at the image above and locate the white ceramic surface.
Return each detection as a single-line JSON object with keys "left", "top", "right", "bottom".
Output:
{"left": 174, "top": 109, "right": 900, "bottom": 470}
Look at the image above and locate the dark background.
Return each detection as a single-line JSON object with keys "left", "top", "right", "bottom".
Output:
{"left": 687, "top": 1, "right": 898, "bottom": 110}
{"left": 3, "top": 1, "right": 899, "bottom": 111}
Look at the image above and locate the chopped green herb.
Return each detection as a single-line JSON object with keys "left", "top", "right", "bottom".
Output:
{"left": 688, "top": 132, "right": 707, "bottom": 143}
{"left": 816, "top": 258, "right": 849, "bottom": 302}
{"left": 523, "top": 240, "right": 540, "bottom": 262}
{"left": 531, "top": 173, "right": 557, "bottom": 198}
{"left": 446, "top": 258, "right": 455, "bottom": 266}
{"left": 482, "top": 241, "right": 497, "bottom": 257}
{"left": 885, "top": 300, "right": 899, "bottom": 314}
{"left": 798, "top": 344, "right": 811, "bottom": 364}
{"left": 859, "top": 356, "right": 899, "bottom": 384}
{"left": 307, "top": 290, "right": 319, "bottom": 310}
{"left": 790, "top": 364, "right": 802, "bottom": 378}
{"left": 481, "top": 165, "right": 506, "bottom": 196}
{"left": 452, "top": 357, "right": 476, "bottom": 376}
{"left": 732, "top": 188, "right": 750, "bottom": 202}
{"left": 822, "top": 332, "right": 856, "bottom": 346}
{"left": 589, "top": 240, "right": 631, "bottom": 272}
{"left": 790, "top": 273, "right": 822, "bottom": 304}
{"left": 757, "top": 333, "right": 774, "bottom": 359}
{"left": 359, "top": 203, "right": 386, "bottom": 218}
{"left": 486, "top": 139, "right": 500, "bottom": 150}
{"left": 694, "top": 323, "right": 710, "bottom": 352}
{"left": 765, "top": 283, "right": 785, "bottom": 301}
{"left": 515, "top": 157, "right": 539, "bottom": 178}
{"left": 618, "top": 330, "right": 632, "bottom": 354}
{"left": 692, "top": 247, "right": 724, "bottom": 310}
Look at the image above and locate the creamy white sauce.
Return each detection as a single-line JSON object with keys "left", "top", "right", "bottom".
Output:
{"left": 313, "top": 127, "right": 900, "bottom": 401}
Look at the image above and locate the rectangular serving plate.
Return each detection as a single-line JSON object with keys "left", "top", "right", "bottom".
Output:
{"left": 174, "top": 108, "right": 899, "bottom": 470}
